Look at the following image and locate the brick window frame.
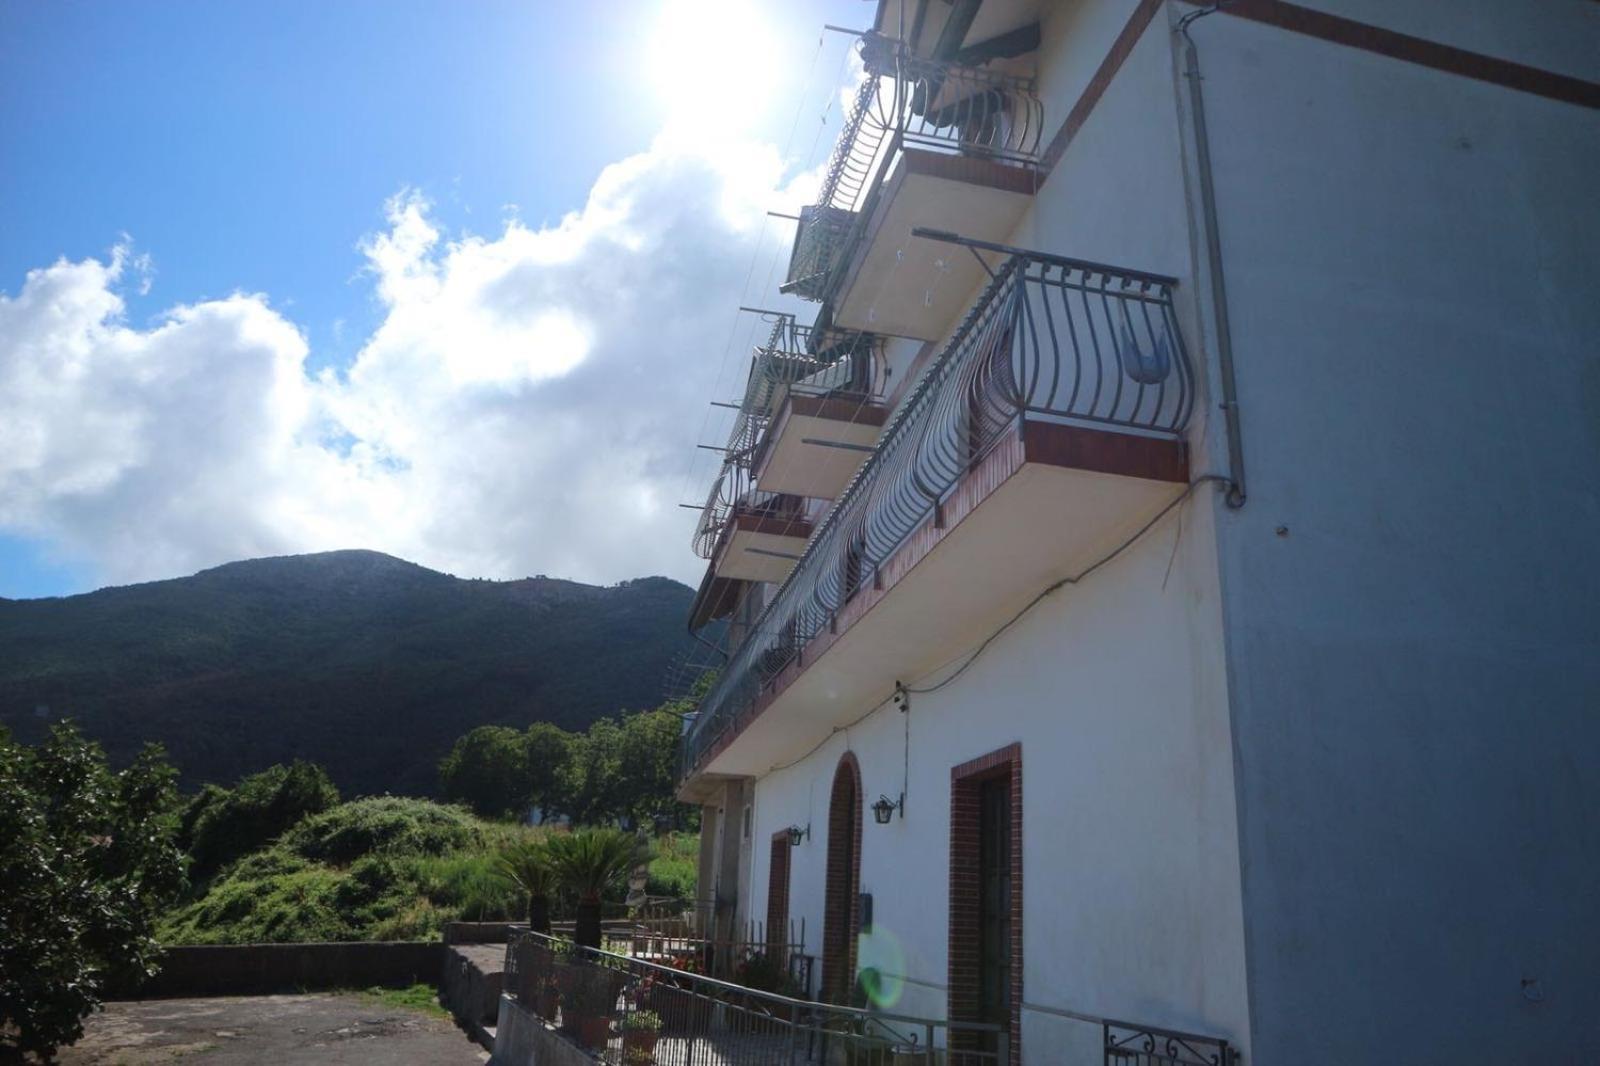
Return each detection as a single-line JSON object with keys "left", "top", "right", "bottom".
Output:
{"left": 766, "top": 830, "right": 791, "bottom": 951}
{"left": 822, "top": 752, "right": 863, "bottom": 1004}
{"left": 949, "top": 742, "right": 1022, "bottom": 1065}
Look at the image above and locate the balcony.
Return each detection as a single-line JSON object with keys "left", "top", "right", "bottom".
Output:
{"left": 693, "top": 472, "right": 811, "bottom": 586}
{"left": 691, "top": 316, "right": 881, "bottom": 594}
{"left": 684, "top": 245, "right": 1194, "bottom": 780}
{"left": 782, "top": 37, "right": 1045, "bottom": 342}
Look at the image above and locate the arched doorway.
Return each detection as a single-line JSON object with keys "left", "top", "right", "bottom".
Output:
{"left": 821, "top": 752, "right": 862, "bottom": 1004}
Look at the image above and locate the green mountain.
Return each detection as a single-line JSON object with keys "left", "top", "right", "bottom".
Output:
{"left": 0, "top": 550, "right": 701, "bottom": 797}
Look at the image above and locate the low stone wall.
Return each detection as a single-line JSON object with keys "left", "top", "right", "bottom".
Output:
{"left": 443, "top": 943, "right": 507, "bottom": 1029}
{"left": 122, "top": 942, "right": 446, "bottom": 999}
{"left": 444, "top": 921, "right": 528, "bottom": 945}
{"left": 490, "top": 994, "right": 596, "bottom": 1066}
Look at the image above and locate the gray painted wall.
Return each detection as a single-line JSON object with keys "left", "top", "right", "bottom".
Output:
{"left": 1192, "top": 7, "right": 1600, "bottom": 1062}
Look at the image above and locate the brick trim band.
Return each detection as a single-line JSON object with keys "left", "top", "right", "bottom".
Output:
{"left": 822, "top": 752, "right": 863, "bottom": 1004}
{"left": 766, "top": 830, "right": 791, "bottom": 954}
{"left": 1217, "top": 0, "right": 1600, "bottom": 111}
{"left": 949, "top": 742, "right": 1023, "bottom": 1066}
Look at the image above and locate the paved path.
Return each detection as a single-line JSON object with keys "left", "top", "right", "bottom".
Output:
{"left": 59, "top": 994, "right": 489, "bottom": 1064}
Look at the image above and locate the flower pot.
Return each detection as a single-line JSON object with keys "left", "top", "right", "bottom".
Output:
{"left": 578, "top": 1014, "right": 612, "bottom": 1050}
{"left": 656, "top": 993, "right": 710, "bottom": 1035}
{"left": 622, "top": 1029, "right": 659, "bottom": 1064}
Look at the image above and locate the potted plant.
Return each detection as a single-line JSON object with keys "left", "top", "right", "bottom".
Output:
{"left": 496, "top": 839, "right": 557, "bottom": 934}
{"left": 734, "top": 950, "right": 802, "bottom": 1024}
{"left": 547, "top": 828, "right": 648, "bottom": 949}
{"left": 620, "top": 1009, "right": 662, "bottom": 1064}
{"left": 561, "top": 961, "right": 620, "bottom": 1050}
{"left": 535, "top": 975, "right": 560, "bottom": 1023}
{"left": 654, "top": 954, "right": 711, "bottom": 1035}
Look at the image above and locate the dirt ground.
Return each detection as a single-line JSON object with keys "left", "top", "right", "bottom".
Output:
{"left": 57, "top": 994, "right": 489, "bottom": 1064}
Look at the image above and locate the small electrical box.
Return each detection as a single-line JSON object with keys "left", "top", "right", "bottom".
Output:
{"left": 858, "top": 892, "right": 873, "bottom": 933}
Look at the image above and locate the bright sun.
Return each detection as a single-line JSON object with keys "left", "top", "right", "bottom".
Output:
{"left": 647, "top": 0, "right": 783, "bottom": 134}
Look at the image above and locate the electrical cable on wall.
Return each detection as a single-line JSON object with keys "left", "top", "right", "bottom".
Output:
{"left": 763, "top": 474, "right": 1228, "bottom": 774}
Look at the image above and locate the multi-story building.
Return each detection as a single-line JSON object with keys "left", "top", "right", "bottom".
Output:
{"left": 679, "top": 3, "right": 1599, "bottom": 1063}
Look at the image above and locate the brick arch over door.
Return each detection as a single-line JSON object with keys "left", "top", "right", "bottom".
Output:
{"left": 822, "top": 752, "right": 863, "bottom": 1004}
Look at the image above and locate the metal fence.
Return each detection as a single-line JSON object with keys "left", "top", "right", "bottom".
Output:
{"left": 504, "top": 930, "right": 1006, "bottom": 1065}
{"left": 685, "top": 248, "right": 1193, "bottom": 773}
{"left": 785, "top": 35, "right": 1044, "bottom": 303}
{"left": 1104, "top": 1020, "right": 1235, "bottom": 1065}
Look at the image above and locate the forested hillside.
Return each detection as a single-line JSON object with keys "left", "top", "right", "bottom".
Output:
{"left": 0, "top": 550, "right": 702, "bottom": 796}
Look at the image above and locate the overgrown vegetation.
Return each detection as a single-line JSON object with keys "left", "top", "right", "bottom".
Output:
{"left": 180, "top": 760, "right": 340, "bottom": 880}
{"left": 160, "top": 789, "right": 699, "bottom": 946}
{"left": 161, "top": 796, "right": 525, "bottom": 944}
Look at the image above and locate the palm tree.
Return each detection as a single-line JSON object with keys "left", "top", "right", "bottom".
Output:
{"left": 547, "top": 829, "right": 647, "bottom": 949}
{"left": 496, "top": 839, "right": 558, "bottom": 934}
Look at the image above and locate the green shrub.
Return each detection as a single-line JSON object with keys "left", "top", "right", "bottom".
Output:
{"left": 282, "top": 796, "right": 479, "bottom": 864}
{"left": 183, "top": 761, "right": 339, "bottom": 880}
{"left": 646, "top": 832, "right": 698, "bottom": 898}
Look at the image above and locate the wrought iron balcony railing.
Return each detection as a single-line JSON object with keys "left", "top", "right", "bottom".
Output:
{"left": 691, "top": 316, "right": 878, "bottom": 560}
{"left": 686, "top": 247, "right": 1192, "bottom": 772}
{"left": 785, "top": 37, "right": 1045, "bottom": 302}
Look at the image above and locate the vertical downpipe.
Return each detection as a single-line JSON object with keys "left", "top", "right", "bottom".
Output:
{"left": 1179, "top": 8, "right": 1248, "bottom": 507}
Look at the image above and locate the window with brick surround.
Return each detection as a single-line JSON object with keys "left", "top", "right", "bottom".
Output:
{"left": 822, "top": 752, "right": 863, "bottom": 1004}
{"left": 949, "top": 743, "right": 1022, "bottom": 1065}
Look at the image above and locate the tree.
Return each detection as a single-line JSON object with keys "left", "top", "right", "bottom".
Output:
{"left": 547, "top": 829, "right": 647, "bottom": 948}
{"left": 562, "top": 718, "right": 622, "bottom": 826}
{"left": 182, "top": 760, "right": 339, "bottom": 880}
{"left": 438, "top": 725, "right": 530, "bottom": 818}
{"left": 614, "top": 709, "right": 683, "bottom": 830}
{"left": 0, "top": 723, "right": 186, "bottom": 1058}
{"left": 522, "top": 722, "right": 574, "bottom": 823}
{"left": 495, "top": 840, "right": 557, "bottom": 934}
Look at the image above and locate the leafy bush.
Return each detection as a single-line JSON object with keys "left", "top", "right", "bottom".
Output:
{"left": 182, "top": 760, "right": 339, "bottom": 880}
{"left": 1, "top": 723, "right": 186, "bottom": 1057}
{"left": 161, "top": 798, "right": 532, "bottom": 945}
{"left": 645, "top": 832, "right": 698, "bottom": 898}
{"left": 281, "top": 796, "right": 479, "bottom": 864}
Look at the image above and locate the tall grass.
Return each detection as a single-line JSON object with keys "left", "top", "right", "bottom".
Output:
{"left": 160, "top": 803, "right": 702, "bottom": 945}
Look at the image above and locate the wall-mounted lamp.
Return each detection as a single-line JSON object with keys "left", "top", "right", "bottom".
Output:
{"left": 872, "top": 793, "right": 904, "bottom": 825}
{"left": 786, "top": 823, "right": 810, "bottom": 846}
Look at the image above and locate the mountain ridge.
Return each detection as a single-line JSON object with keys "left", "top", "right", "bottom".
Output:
{"left": 0, "top": 550, "right": 702, "bottom": 797}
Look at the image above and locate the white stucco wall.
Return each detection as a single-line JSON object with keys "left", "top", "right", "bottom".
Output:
{"left": 745, "top": 491, "right": 1248, "bottom": 1063}
{"left": 1186, "top": 7, "right": 1600, "bottom": 1063}
{"left": 738, "top": 5, "right": 1255, "bottom": 1063}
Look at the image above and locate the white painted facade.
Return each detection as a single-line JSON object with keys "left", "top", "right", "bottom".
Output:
{"left": 683, "top": 3, "right": 1600, "bottom": 1063}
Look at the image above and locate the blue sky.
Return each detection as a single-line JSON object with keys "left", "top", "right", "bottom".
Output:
{"left": 0, "top": 0, "right": 865, "bottom": 598}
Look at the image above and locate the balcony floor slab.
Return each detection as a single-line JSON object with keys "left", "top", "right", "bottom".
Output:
{"left": 832, "top": 149, "right": 1040, "bottom": 341}
{"left": 694, "top": 419, "right": 1188, "bottom": 778}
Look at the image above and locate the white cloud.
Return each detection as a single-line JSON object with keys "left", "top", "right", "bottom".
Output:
{"left": 0, "top": 134, "right": 818, "bottom": 589}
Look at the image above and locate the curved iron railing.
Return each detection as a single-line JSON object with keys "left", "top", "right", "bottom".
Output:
{"left": 686, "top": 249, "right": 1192, "bottom": 772}
{"left": 785, "top": 37, "right": 1044, "bottom": 301}
{"left": 692, "top": 317, "right": 879, "bottom": 560}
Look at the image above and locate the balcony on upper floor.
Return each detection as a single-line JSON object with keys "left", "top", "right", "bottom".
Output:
{"left": 747, "top": 330, "right": 887, "bottom": 503}
{"left": 683, "top": 241, "right": 1196, "bottom": 784}
{"left": 781, "top": 35, "right": 1045, "bottom": 342}
{"left": 873, "top": 0, "right": 1042, "bottom": 65}
{"left": 689, "top": 316, "right": 882, "bottom": 596}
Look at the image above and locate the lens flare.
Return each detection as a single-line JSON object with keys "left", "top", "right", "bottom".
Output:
{"left": 855, "top": 925, "right": 907, "bottom": 1008}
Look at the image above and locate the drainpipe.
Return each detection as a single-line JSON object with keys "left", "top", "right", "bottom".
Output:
{"left": 1179, "top": 4, "right": 1247, "bottom": 508}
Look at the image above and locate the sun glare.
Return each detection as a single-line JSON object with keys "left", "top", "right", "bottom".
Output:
{"left": 648, "top": 0, "right": 782, "bottom": 134}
